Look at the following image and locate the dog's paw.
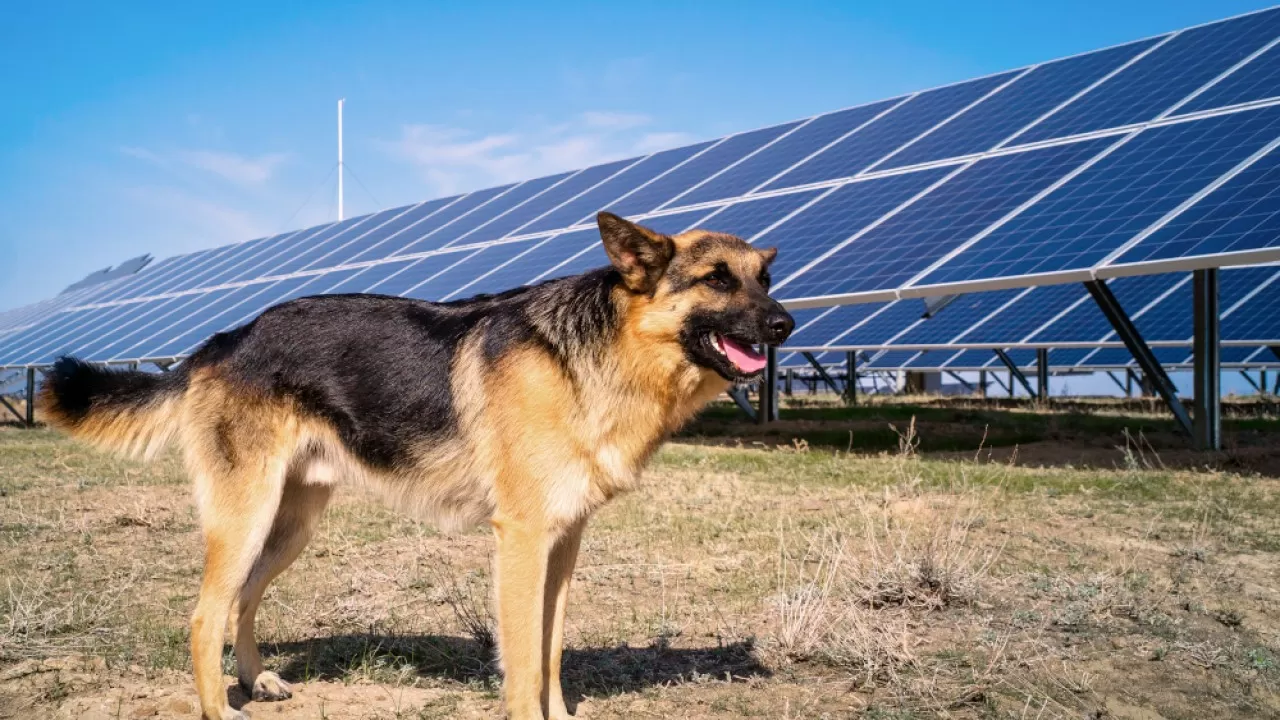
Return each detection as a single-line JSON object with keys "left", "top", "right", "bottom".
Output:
{"left": 249, "top": 671, "right": 293, "bottom": 702}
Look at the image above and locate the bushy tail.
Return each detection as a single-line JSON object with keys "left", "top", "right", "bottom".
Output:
{"left": 40, "top": 357, "right": 187, "bottom": 460}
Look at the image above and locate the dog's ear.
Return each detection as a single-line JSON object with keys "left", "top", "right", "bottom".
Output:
{"left": 597, "top": 212, "right": 674, "bottom": 293}
{"left": 759, "top": 247, "right": 778, "bottom": 266}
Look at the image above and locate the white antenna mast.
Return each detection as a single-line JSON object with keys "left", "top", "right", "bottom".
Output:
{"left": 337, "top": 98, "right": 345, "bottom": 221}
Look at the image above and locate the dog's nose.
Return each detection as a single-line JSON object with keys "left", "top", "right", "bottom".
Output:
{"left": 765, "top": 310, "right": 794, "bottom": 344}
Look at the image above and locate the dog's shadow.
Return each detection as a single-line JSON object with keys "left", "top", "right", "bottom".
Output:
{"left": 261, "top": 632, "right": 768, "bottom": 705}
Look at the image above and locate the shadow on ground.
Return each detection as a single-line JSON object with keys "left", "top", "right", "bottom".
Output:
{"left": 263, "top": 633, "right": 768, "bottom": 702}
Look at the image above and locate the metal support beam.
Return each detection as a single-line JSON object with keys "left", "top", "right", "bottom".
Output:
{"left": 989, "top": 370, "right": 1010, "bottom": 395}
{"left": 993, "top": 350, "right": 1035, "bottom": 397}
{"left": 1192, "top": 268, "right": 1221, "bottom": 451}
{"left": 844, "top": 351, "right": 858, "bottom": 406}
{"left": 24, "top": 367, "right": 36, "bottom": 427}
{"left": 1106, "top": 371, "right": 1129, "bottom": 394}
{"left": 801, "top": 352, "right": 842, "bottom": 396}
{"left": 727, "top": 386, "right": 756, "bottom": 421}
{"left": 945, "top": 371, "right": 975, "bottom": 393}
{"left": 0, "top": 394, "right": 23, "bottom": 423}
{"left": 757, "top": 346, "right": 779, "bottom": 424}
{"left": 1085, "top": 280, "right": 1192, "bottom": 438}
{"left": 783, "top": 368, "right": 793, "bottom": 396}
{"left": 1126, "top": 368, "right": 1137, "bottom": 397}
{"left": 1036, "top": 348, "right": 1050, "bottom": 402}
{"left": 977, "top": 370, "right": 987, "bottom": 398}
{"left": 1240, "top": 371, "right": 1263, "bottom": 393}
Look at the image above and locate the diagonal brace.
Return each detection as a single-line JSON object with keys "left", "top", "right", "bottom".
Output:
{"left": 801, "top": 352, "right": 843, "bottom": 395}
{"left": 727, "top": 386, "right": 757, "bottom": 421}
{"left": 993, "top": 349, "right": 1035, "bottom": 397}
{"left": 1085, "top": 280, "right": 1192, "bottom": 437}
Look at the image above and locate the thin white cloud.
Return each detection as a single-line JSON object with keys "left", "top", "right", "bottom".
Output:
{"left": 120, "top": 146, "right": 288, "bottom": 186}
{"left": 378, "top": 110, "right": 695, "bottom": 196}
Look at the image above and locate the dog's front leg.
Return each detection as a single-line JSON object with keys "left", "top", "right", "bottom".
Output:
{"left": 542, "top": 518, "right": 586, "bottom": 719}
{"left": 492, "top": 514, "right": 551, "bottom": 720}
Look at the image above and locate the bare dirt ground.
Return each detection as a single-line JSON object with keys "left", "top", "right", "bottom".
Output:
{"left": 3, "top": 398, "right": 1279, "bottom": 719}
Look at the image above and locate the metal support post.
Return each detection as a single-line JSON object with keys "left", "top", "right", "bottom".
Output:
{"left": 993, "top": 350, "right": 1036, "bottom": 397}
{"left": 758, "top": 346, "right": 778, "bottom": 424}
{"left": 783, "top": 368, "right": 793, "bottom": 396}
{"left": 25, "top": 367, "right": 36, "bottom": 427}
{"left": 1192, "top": 268, "right": 1221, "bottom": 451}
{"left": 1085, "top": 280, "right": 1192, "bottom": 437}
{"left": 977, "top": 370, "right": 987, "bottom": 398}
{"left": 844, "top": 351, "right": 858, "bottom": 406}
{"left": 1036, "top": 348, "right": 1050, "bottom": 402}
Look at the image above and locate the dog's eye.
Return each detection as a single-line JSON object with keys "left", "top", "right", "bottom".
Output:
{"left": 703, "top": 271, "right": 732, "bottom": 291}
{"left": 759, "top": 271, "right": 771, "bottom": 289}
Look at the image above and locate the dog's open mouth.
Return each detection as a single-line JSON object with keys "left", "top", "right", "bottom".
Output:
{"left": 709, "top": 332, "right": 767, "bottom": 374}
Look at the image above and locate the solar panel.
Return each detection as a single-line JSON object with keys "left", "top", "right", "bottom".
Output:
{"left": 6, "top": 7, "right": 1280, "bottom": 370}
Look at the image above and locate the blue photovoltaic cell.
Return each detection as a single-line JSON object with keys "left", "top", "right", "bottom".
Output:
{"left": 311, "top": 196, "right": 460, "bottom": 269}
{"left": 1222, "top": 346, "right": 1263, "bottom": 363}
{"left": 1017, "top": 9, "right": 1280, "bottom": 143}
{"left": 137, "top": 240, "right": 273, "bottom": 297}
{"left": 608, "top": 123, "right": 802, "bottom": 216}
{"left": 1049, "top": 348, "right": 1096, "bottom": 367}
{"left": 430, "top": 241, "right": 547, "bottom": 301}
{"left": 378, "top": 184, "right": 516, "bottom": 259}
{"left": 762, "top": 72, "right": 1018, "bottom": 191}
{"left": 521, "top": 144, "right": 712, "bottom": 235}
{"left": 942, "top": 349, "right": 993, "bottom": 368}
{"left": 90, "top": 254, "right": 198, "bottom": 303}
{"left": 72, "top": 295, "right": 200, "bottom": 362}
{"left": 1112, "top": 147, "right": 1280, "bottom": 266}
{"left": 222, "top": 218, "right": 376, "bottom": 286}
{"left": 700, "top": 190, "right": 822, "bottom": 240}
{"left": 920, "top": 106, "right": 1280, "bottom": 286}
{"left": 113, "top": 284, "right": 270, "bottom": 361}
{"left": 892, "top": 289, "right": 1026, "bottom": 345}
{"left": 1028, "top": 273, "right": 1183, "bottom": 343}
{"left": 269, "top": 208, "right": 403, "bottom": 276}
{"left": 21, "top": 302, "right": 147, "bottom": 366}
{"left": 955, "top": 283, "right": 1088, "bottom": 344}
{"left": 322, "top": 259, "right": 418, "bottom": 295}
{"left": 675, "top": 100, "right": 901, "bottom": 206}
{"left": 535, "top": 208, "right": 715, "bottom": 281}
{"left": 452, "top": 228, "right": 601, "bottom": 297}
{"left": 1225, "top": 277, "right": 1280, "bottom": 340}
{"left": 763, "top": 168, "right": 952, "bottom": 294}
{"left": 1222, "top": 266, "right": 1280, "bottom": 307}
{"left": 905, "top": 350, "right": 965, "bottom": 368}
{"left": 883, "top": 40, "right": 1159, "bottom": 169}
{"left": 1182, "top": 41, "right": 1280, "bottom": 113}
{"left": 90, "top": 291, "right": 233, "bottom": 362}
{"left": 364, "top": 251, "right": 474, "bottom": 297}
{"left": 783, "top": 138, "right": 1112, "bottom": 299}
{"left": 433, "top": 173, "right": 573, "bottom": 249}
{"left": 144, "top": 277, "right": 324, "bottom": 360}
{"left": 1001, "top": 349, "right": 1038, "bottom": 368}
{"left": 838, "top": 300, "right": 928, "bottom": 346}
{"left": 181, "top": 230, "right": 322, "bottom": 293}
{"left": 455, "top": 162, "right": 635, "bottom": 243}
{"left": 782, "top": 302, "right": 890, "bottom": 347}
{"left": 0, "top": 308, "right": 92, "bottom": 364}
{"left": 1129, "top": 278, "right": 1192, "bottom": 341}
{"left": 866, "top": 350, "right": 921, "bottom": 368}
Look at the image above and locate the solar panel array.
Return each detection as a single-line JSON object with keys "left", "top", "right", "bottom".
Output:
{"left": 5, "top": 7, "right": 1280, "bottom": 370}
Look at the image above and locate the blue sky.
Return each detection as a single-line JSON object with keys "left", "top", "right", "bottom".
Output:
{"left": 2, "top": 0, "right": 1274, "bottom": 311}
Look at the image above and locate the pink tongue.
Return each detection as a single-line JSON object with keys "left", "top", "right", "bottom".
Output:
{"left": 720, "top": 335, "right": 767, "bottom": 373}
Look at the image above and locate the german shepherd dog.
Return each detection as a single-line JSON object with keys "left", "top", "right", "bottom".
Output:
{"left": 41, "top": 212, "right": 793, "bottom": 720}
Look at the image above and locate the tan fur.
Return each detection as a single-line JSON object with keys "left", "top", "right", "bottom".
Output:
{"left": 42, "top": 225, "right": 779, "bottom": 720}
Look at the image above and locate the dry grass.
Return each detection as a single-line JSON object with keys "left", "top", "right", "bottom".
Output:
{"left": 3, "top": 401, "right": 1280, "bottom": 718}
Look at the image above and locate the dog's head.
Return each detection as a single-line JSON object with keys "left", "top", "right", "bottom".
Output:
{"left": 598, "top": 211, "right": 793, "bottom": 381}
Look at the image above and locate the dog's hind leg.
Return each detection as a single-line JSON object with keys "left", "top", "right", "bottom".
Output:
{"left": 542, "top": 518, "right": 586, "bottom": 720}
{"left": 230, "top": 478, "right": 333, "bottom": 702}
{"left": 188, "top": 435, "right": 293, "bottom": 720}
